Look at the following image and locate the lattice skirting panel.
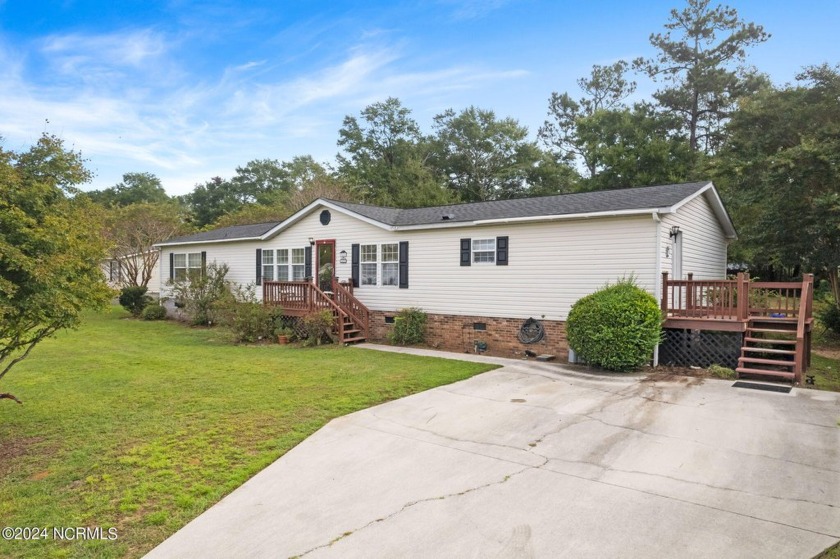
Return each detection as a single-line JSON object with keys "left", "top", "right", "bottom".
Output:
{"left": 277, "top": 316, "right": 307, "bottom": 339}
{"left": 659, "top": 329, "right": 744, "bottom": 369}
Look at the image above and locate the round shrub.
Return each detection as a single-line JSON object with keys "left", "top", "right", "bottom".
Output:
{"left": 119, "top": 285, "right": 151, "bottom": 317}
{"left": 566, "top": 280, "right": 662, "bottom": 372}
{"left": 818, "top": 303, "right": 840, "bottom": 336}
{"left": 141, "top": 304, "right": 167, "bottom": 321}
{"left": 389, "top": 308, "right": 427, "bottom": 346}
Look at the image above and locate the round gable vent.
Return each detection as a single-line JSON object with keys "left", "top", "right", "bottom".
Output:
{"left": 319, "top": 210, "right": 331, "bottom": 225}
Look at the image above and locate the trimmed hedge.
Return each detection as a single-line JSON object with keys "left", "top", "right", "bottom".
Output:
{"left": 567, "top": 279, "right": 662, "bottom": 372}
{"left": 389, "top": 308, "right": 427, "bottom": 345}
{"left": 119, "top": 286, "right": 152, "bottom": 317}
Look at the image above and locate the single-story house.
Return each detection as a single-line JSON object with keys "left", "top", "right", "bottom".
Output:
{"left": 102, "top": 251, "right": 162, "bottom": 296}
{"left": 155, "top": 181, "right": 736, "bottom": 360}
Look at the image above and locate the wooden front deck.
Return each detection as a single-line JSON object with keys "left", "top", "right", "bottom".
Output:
{"left": 661, "top": 272, "right": 815, "bottom": 382}
{"left": 263, "top": 279, "right": 370, "bottom": 343}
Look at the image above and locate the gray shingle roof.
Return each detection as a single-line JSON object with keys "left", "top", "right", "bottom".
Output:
{"left": 159, "top": 181, "right": 718, "bottom": 245}
{"left": 328, "top": 181, "right": 711, "bottom": 226}
{"left": 161, "top": 221, "right": 282, "bottom": 245}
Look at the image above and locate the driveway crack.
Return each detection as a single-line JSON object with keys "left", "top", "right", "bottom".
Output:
{"left": 289, "top": 457, "right": 548, "bottom": 559}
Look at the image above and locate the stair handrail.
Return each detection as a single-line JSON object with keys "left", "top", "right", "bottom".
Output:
{"left": 794, "top": 273, "right": 814, "bottom": 381}
{"left": 306, "top": 282, "right": 347, "bottom": 342}
{"left": 332, "top": 278, "right": 370, "bottom": 339}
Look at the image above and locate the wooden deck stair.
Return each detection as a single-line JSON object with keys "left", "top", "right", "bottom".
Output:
{"left": 737, "top": 318, "right": 800, "bottom": 383}
{"left": 262, "top": 279, "right": 370, "bottom": 345}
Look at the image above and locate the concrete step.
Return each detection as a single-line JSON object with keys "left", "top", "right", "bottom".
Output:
{"left": 736, "top": 367, "right": 796, "bottom": 380}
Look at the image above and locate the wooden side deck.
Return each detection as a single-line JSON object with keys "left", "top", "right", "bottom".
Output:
{"left": 661, "top": 272, "right": 815, "bottom": 382}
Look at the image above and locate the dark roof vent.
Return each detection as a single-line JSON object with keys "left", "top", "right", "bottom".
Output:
{"left": 441, "top": 214, "right": 455, "bottom": 221}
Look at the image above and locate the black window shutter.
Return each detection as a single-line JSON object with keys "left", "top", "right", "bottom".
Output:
{"left": 460, "top": 238, "right": 471, "bottom": 266}
{"left": 169, "top": 252, "right": 174, "bottom": 280}
{"left": 201, "top": 251, "right": 207, "bottom": 275}
{"left": 255, "top": 249, "right": 262, "bottom": 286}
{"left": 398, "top": 241, "right": 409, "bottom": 289}
{"left": 351, "top": 244, "right": 360, "bottom": 287}
{"left": 496, "top": 236, "right": 509, "bottom": 266}
{"left": 304, "top": 246, "right": 312, "bottom": 279}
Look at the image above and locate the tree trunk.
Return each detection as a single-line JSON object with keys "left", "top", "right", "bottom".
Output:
{"left": 828, "top": 267, "right": 840, "bottom": 309}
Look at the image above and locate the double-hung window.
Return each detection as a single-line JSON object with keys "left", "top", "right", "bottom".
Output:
{"left": 173, "top": 252, "right": 202, "bottom": 280}
{"left": 359, "top": 243, "right": 399, "bottom": 287}
{"left": 262, "top": 249, "right": 275, "bottom": 281}
{"left": 381, "top": 243, "right": 399, "bottom": 286}
{"left": 291, "top": 248, "right": 305, "bottom": 280}
{"left": 361, "top": 245, "right": 378, "bottom": 286}
{"left": 265, "top": 248, "right": 305, "bottom": 281}
{"left": 276, "top": 249, "right": 290, "bottom": 281}
{"left": 472, "top": 239, "right": 496, "bottom": 264}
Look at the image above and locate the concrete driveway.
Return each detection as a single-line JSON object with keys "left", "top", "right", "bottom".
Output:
{"left": 146, "top": 347, "right": 840, "bottom": 559}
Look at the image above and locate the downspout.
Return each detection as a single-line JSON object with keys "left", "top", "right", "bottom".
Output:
{"left": 653, "top": 212, "right": 663, "bottom": 367}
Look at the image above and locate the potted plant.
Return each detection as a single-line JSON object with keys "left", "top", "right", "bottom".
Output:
{"left": 275, "top": 327, "right": 294, "bottom": 345}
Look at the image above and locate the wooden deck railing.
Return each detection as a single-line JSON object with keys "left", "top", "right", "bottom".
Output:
{"left": 332, "top": 278, "right": 370, "bottom": 339}
{"left": 263, "top": 279, "right": 370, "bottom": 341}
{"left": 661, "top": 272, "right": 814, "bottom": 323}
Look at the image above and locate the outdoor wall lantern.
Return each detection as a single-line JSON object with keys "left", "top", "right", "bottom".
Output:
{"left": 308, "top": 237, "right": 315, "bottom": 245}
{"left": 339, "top": 250, "right": 348, "bottom": 264}
{"left": 669, "top": 225, "right": 681, "bottom": 238}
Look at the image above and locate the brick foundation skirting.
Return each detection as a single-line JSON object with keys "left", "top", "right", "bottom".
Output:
{"left": 369, "top": 311, "right": 568, "bottom": 360}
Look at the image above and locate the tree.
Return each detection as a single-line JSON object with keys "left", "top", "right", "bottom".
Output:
{"left": 574, "top": 103, "right": 696, "bottom": 191}
{"left": 337, "top": 97, "right": 452, "bottom": 207}
{"left": 633, "top": 0, "right": 769, "bottom": 153}
{"left": 0, "top": 134, "right": 113, "bottom": 403}
{"left": 432, "top": 106, "right": 544, "bottom": 201}
{"left": 185, "top": 176, "right": 242, "bottom": 228}
{"left": 104, "top": 203, "right": 186, "bottom": 287}
{"left": 87, "top": 172, "right": 170, "bottom": 206}
{"left": 716, "top": 64, "right": 840, "bottom": 305}
{"left": 539, "top": 61, "right": 636, "bottom": 178}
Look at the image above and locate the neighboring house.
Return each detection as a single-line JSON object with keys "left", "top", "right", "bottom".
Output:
{"left": 155, "top": 181, "right": 736, "bottom": 360}
{"left": 102, "top": 251, "right": 162, "bottom": 296}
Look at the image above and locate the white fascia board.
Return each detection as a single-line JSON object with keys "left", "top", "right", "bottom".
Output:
{"left": 261, "top": 199, "right": 395, "bottom": 239}
{"left": 461, "top": 207, "right": 662, "bottom": 227}
{"left": 666, "top": 181, "right": 737, "bottom": 239}
{"left": 154, "top": 237, "right": 264, "bottom": 248}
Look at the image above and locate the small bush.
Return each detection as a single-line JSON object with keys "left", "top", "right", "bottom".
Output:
{"left": 220, "top": 284, "right": 284, "bottom": 343}
{"left": 141, "top": 305, "right": 167, "bottom": 321}
{"left": 566, "top": 278, "right": 662, "bottom": 372}
{"left": 708, "top": 364, "right": 736, "bottom": 379}
{"left": 119, "top": 286, "right": 152, "bottom": 317}
{"left": 818, "top": 303, "right": 840, "bottom": 336}
{"left": 168, "top": 262, "right": 232, "bottom": 326}
{"left": 300, "top": 309, "right": 335, "bottom": 346}
{"left": 389, "top": 307, "right": 427, "bottom": 345}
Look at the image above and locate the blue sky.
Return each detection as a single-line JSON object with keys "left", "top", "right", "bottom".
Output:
{"left": 2, "top": 0, "right": 838, "bottom": 195}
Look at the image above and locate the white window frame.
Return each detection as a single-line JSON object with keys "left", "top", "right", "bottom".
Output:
{"left": 173, "top": 252, "right": 202, "bottom": 281}
{"left": 472, "top": 238, "right": 496, "bottom": 264}
{"left": 360, "top": 244, "right": 378, "bottom": 286}
{"left": 263, "top": 248, "right": 306, "bottom": 281}
{"left": 360, "top": 243, "right": 399, "bottom": 288}
{"left": 262, "top": 249, "right": 275, "bottom": 282}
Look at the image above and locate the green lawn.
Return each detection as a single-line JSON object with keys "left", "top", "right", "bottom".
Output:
{"left": 0, "top": 308, "right": 495, "bottom": 559}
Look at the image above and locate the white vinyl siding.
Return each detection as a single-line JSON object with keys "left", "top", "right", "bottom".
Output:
{"left": 660, "top": 193, "right": 729, "bottom": 280}
{"left": 159, "top": 195, "right": 735, "bottom": 319}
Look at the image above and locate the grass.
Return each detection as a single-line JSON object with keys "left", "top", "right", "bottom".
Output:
{"left": 0, "top": 307, "right": 496, "bottom": 559}
{"left": 809, "top": 324, "right": 840, "bottom": 392}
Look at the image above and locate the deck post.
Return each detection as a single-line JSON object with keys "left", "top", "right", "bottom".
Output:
{"left": 686, "top": 273, "right": 695, "bottom": 314}
{"left": 661, "top": 272, "right": 669, "bottom": 316}
{"left": 736, "top": 272, "right": 749, "bottom": 321}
